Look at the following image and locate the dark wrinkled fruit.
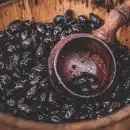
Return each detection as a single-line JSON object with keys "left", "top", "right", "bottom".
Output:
{"left": 0, "top": 61, "right": 4, "bottom": 70}
{"left": 9, "top": 53, "right": 20, "bottom": 67}
{"left": 45, "top": 23, "right": 54, "bottom": 30}
{"left": 0, "top": 31, "right": 8, "bottom": 46}
{"left": 8, "top": 20, "right": 25, "bottom": 33}
{"left": 32, "top": 62, "right": 46, "bottom": 74}
{"left": 24, "top": 20, "right": 35, "bottom": 29}
{"left": 51, "top": 115, "right": 61, "bottom": 123}
{"left": 20, "top": 30, "right": 29, "bottom": 41}
{"left": 36, "top": 23, "right": 46, "bottom": 34}
{"left": 20, "top": 57, "right": 32, "bottom": 68}
{"left": 89, "top": 13, "right": 104, "bottom": 29}
{"left": 54, "top": 15, "right": 64, "bottom": 24}
{"left": 17, "top": 103, "right": 32, "bottom": 114}
{"left": 78, "top": 15, "right": 89, "bottom": 24}
{"left": 53, "top": 25, "right": 63, "bottom": 36}
{"left": 21, "top": 38, "right": 33, "bottom": 49}
{"left": 1, "top": 74, "right": 11, "bottom": 85}
{"left": 7, "top": 45, "right": 16, "bottom": 53}
{"left": 71, "top": 24, "right": 82, "bottom": 33}
{"left": 26, "top": 86, "right": 38, "bottom": 98}
{"left": 40, "top": 91, "right": 47, "bottom": 102}
{"left": 68, "top": 73, "right": 101, "bottom": 95}
{"left": 30, "top": 76, "right": 41, "bottom": 86}
{"left": 36, "top": 44, "right": 45, "bottom": 58}
{"left": 64, "top": 9, "right": 74, "bottom": 22}
{"left": 38, "top": 114, "right": 49, "bottom": 121}
{"left": 59, "top": 30, "right": 68, "bottom": 39}
{"left": 6, "top": 99, "right": 15, "bottom": 107}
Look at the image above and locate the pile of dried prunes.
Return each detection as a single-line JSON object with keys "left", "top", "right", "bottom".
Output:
{"left": 0, "top": 10, "right": 129, "bottom": 123}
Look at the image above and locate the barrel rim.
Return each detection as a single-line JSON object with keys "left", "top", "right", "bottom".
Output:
{"left": 0, "top": 106, "right": 129, "bottom": 130}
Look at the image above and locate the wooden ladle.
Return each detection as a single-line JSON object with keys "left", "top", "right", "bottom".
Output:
{"left": 48, "top": 1, "right": 130, "bottom": 100}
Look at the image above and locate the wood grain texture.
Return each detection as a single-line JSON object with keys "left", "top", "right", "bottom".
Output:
{"left": 0, "top": 0, "right": 129, "bottom": 130}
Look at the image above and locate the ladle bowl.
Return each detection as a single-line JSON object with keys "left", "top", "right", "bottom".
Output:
{"left": 48, "top": 3, "right": 130, "bottom": 99}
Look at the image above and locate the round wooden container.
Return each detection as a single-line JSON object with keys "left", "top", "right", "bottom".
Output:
{"left": 0, "top": 0, "right": 130, "bottom": 130}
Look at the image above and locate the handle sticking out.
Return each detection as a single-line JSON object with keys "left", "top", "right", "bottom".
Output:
{"left": 94, "top": 1, "right": 130, "bottom": 43}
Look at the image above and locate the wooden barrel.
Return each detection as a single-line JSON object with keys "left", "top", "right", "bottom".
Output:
{"left": 0, "top": 0, "right": 130, "bottom": 130}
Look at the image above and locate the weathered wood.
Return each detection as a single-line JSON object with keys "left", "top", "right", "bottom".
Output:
{"left": 0, "top": 0, "right": 32, "bottom": 30}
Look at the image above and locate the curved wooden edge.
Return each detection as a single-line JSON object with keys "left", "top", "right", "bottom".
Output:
{"left": 0, "top": 105, "right": 129, "bottom": 130}
{"left": 0, "top": 0, "right": 16, "bottom": 8}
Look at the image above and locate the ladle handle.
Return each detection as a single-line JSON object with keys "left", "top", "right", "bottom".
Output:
{"left": 94, "top": 0, "right": 130, "bottom": 43}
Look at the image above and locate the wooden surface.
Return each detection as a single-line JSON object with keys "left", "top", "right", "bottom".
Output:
{"left": 0, "top": 0, "right": 129, "bottom": 47}
{"left": 0, "top": 0, "right": 130, "bottom": 130}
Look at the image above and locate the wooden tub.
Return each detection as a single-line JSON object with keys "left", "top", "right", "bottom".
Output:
{"left": 0, "top": 0, "right": 130, "bottom": 130}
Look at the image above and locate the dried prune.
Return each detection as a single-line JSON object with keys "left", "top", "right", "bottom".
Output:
{"left": 89, "top": 13, "right": 104, "bottom": 30}
{"left": 64, "top": 109, "right": 75, "bottom": 120}
{"left": 21, "top": 38, "right": 33, "bottom": 49}
{"left": 48, "top": 91, "right": 56, "bottom": 104}
{"left": 45, "top": 23, "right": 54, "bottom": 30}
{"left": 18, "top": 97, "right": 25, "bottom": 104}
{"left": 53, "top": 25, "right": 63, "bottom": 36}
{"left": 6, "top": 99, "right": 15, "bottom": 107}
{"left": 40, "top": 78, "right": 49, "bottom": 88}
{"left": 14, "top": 82, "right": 23, "bottom": 89}
{"left": 108, "top": 102, "right": 121, "bottom": 113}
{"left": 54, "top": 15, "right": 64, "bottom": 24}
{"left": 17, "top": 103, "right": 32, "bottom": 114}
{"left": 5, "top": 63, "right": 13, "bottom": 72}
{"left": 7, "top": 45, "right": 16, "bottom": 53}
{"left": 64, "top": 9, "right": 74, "bottom": 22}
{"left": 71, "top": 20, "right": 80, "bottom": 27}
{"left": 78, "top": 15, "right": 89, "bottom": 25}
{"left": 0, "top": 61, "right": 4, "bottom": 70}
{"left": 71, "top": 24, "right": 82, "bottom": 33}
{"left": 68, "top": 73, "right": 101, "bottom": 95}
{"left": 31, "top": 30, "right": 39, "bottom": 46}
{"left": 22, "top": 51, "right": 32, "bottom": 59}
{"left": 32, "top": 62, "right": 46, "bottom": 74}
{"left": 38, "top": 113, "right": 49, "bottom": 121}
{"left": 26, "top": 86, "right": 38, "bottom": 98}
{"left": 125, "top": 97, "right": 130, "bottom": 104}
{"left": 51, "top": 115, "right": 61, "bottom": 123}
{"left": 30, "top": 76, "right": 41, "bottom": 86}
{"left": 24, "top": 20, "right": 35, "bottom": 29}
{"left": 20, "top": 57, "right": 32, "bottom": 68}
{"left": 36, "top": 23, "right": 46, "bottom": 34}
{"left": 9, "top": 53, "right": 20, "bottom": 67}
{"left": 59, "top": 30, "right": 68, "bottom": 39}
{"left": 7, "top": 20, "right": 25, "bottom": 33}
{"left": 12, "top": 72, "right": 20, "bottom": 80}
{"left": 0, "top": 31, "right": 8, "bottom": 46}
{"left": 0, "top": 31, "right": 8, "bottom": 40}
{"left": 40, "top": 91, "right": 47, "bottom": 102}
{"left": 0, "top": 49, "right": 3, "bottom": 59}
{"left": 36, "top": 44, "right": 45, "bottom": 58}
{"left": 20, "top": 30, "right": 29, "bottom": 41}
{"left": 0, "top": 74, "right": 11, "bottom": 85}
